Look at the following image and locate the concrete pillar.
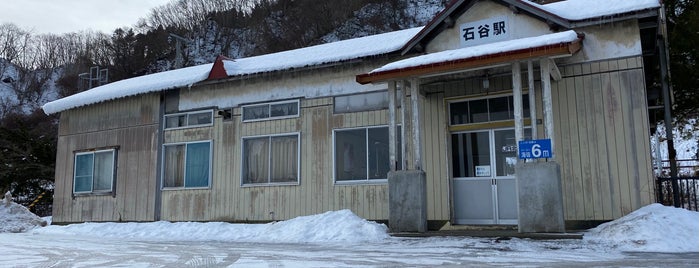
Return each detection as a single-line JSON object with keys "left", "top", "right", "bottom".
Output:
{"left": 388, "top": 170, "right": 427, "bottom": 232}
{"left": 516, "top": 161, "right": 565, "bottom": 233}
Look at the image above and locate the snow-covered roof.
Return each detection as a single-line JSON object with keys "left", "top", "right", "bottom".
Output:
{"left": 42, "top": 64, "right": 213, "bottom": 115}
{"left": 531, "top": 0, "right": 661, "bottom": 21}
{"left": 42, "top": 0, "right": 662, "bottom": 115}
{"left": 359, "top": 30, "right": 580, "bottom": 83}
{"left": 223, "top": 27, "right": 423, "bottom": 76}
{"left": 42, "top": 27, "right": 423, "bottom": 115}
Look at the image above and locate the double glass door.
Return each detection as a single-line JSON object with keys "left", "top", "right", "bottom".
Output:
{"left": 451, "top": 128, "right": 529, "bottom": 225}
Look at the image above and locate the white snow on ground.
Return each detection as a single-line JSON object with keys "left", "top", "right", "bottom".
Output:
{"left": 32, "top": 209, "right": 388, "bottom": 243}
{"left": 2, "top": 200, "right": 697, "bottom": 253}
{"left": 584, "top": 203, "right": 699, "bottom": 253}
{"left": 0, "top": 195, "right": 47, "bottom": 233}
{"left": 1, "top": 202, "right": 698, "bottom": 266}
{"left": 651, "top": 119, "right": 699, "bottom": 176}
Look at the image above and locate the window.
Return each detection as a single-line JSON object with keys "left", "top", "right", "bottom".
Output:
{"left": 334, "top": 126, "right": 402, "bottom": 182}
{"left": 73, "top": 149, "right": 116, "bottom": 194}
{"left": 164, "top": 110, "right": 213, "bottom": 129}
{"left": 242, "top": 100, "right": 299, "bottom": 122}
{"left": 163, "top": 141, "right": 211, "bottom": 189}
{"left": 242, "top": 133, "right": 300, "bottom": 185}
{"left": 334, "top": 91, "right": 392, "bottom": 113}
{"left": 449, "top": 95, "right": 529, "bottom": 125}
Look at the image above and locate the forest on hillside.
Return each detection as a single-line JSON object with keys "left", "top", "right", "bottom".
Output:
{"left": 0, "top": 0, "right": 696, "bottom": 216}
{"left": 0, "top": 0, "right": 447, "bottom": 215}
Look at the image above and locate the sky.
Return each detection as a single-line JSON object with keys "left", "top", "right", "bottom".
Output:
{"left": 0, "top": 0, "right": 171, "bottom": 34}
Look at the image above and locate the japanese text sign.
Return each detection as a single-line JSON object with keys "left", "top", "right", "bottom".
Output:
{"left": 459, "top": 16, "right": 509, "bottom": 47}
{"left": 518, "top": 139, "right": 552, "bottom": 159}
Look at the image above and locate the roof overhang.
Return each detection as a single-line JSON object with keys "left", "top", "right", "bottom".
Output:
{"left": 357, "top": 33, "right": 583, "bottom": 85}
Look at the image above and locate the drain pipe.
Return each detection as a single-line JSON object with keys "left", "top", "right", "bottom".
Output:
{"left": 658, "top": 3, "right": 679, "bottom": 206}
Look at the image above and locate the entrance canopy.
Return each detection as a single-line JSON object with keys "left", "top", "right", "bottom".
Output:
{"left": 356, "top": 30, "right": 582, "bottom": 84}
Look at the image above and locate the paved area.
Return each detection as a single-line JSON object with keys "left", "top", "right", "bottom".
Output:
{"left": 2, "top": 232, "right": 697, "bottom": 267}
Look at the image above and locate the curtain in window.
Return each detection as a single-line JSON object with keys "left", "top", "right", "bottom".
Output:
{"left": 93, "top": 151, "right": 114, "bottom": 191}
{"left": 368, "top": 128, "right": 390, "bottom": 180}
{"left": 185, "top": 142, "right": 210, "bottom": 187}
{"left": 243, "top": 138, "right": 269, "bottom": 183}
{"left": 334, "top": 129, "right": 367, "bottom": 181}
{"left": 270, "top": 135, "right": 298, "bottom": 182}
{"left": 74, "top": 154, "right": 94, "bottom": 192}
{"left": 164, "top": 145, "right": 185, "bottom": 187}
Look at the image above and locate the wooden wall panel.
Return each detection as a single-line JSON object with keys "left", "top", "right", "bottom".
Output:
{"left": 553, "top": 57, "right": 654, "bottom": 221}
{"left": 158, "top": 96, "right": 395, "bottom": 222}
{"left": 52, "top": 93, "right": 159, "bottom": 224}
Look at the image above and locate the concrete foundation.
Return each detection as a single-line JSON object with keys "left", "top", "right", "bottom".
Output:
{"left": 515, "top": 161, "right": 565, "bottom": 233}
{"left": 388, "top": 170, "right": 427, "bottom": 232}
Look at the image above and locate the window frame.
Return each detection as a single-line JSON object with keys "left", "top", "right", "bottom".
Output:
{"left": 333, "top": 90, "right": 395, "bottom": 114}
{"left": 240, "top": 132, "right": 301, "bottom": 187}
{"left": 241, "top": 100, "right": 300, "bottom": 122}
{"left": 332, "top": 125, "right": 402, "bottom": 185}
{"left": 163, "top": 109, "right": 214, "bottom": 130}
{"left": 73, "top": 148, "right": 117, "bottom": 195}
{"left": 447, "top": 93, "right": 530, "bottom": 126}
{"left": 161, "top": 140, "right": 213, "bottom": 190}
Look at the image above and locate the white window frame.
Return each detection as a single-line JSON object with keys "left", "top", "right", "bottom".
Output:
{"left": 240, "top": 132, "right": 301, "bottom": 186}
{"left": 73, "top": 149, "right": 116, "bottom": 194}
{"left": 161, "top": 140, "right": 213, "bottom": 190}
{"left": 332, "top": 125, "right": 401, "bottom": 185}
{"left": 241, "top": 100, "right": 300, "bottom": 122}
{"left": 164, "top": 109, "right": 214, "bottom": 130}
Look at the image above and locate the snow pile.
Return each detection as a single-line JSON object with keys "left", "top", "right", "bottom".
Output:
{"left": 585, "top": 203, "right": 699, "bottom": 252}
{"left": 531, "top": 0, "right": 660, "bottom": 21}
{"left": 0, "top": 193, "right": 47, "bottom": 233}
{"left": 369, "top": 30, "right": 580, "bottom": 74}
{"left": 35, "top": 209, "right": 389, "bottom": 244}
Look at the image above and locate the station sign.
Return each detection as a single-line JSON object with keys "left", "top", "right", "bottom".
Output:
{"left": 518, "top": 139, "right": 552, "bottom": 159}
{"left": 459, "top": 16, "right": 510, "bottom": 47}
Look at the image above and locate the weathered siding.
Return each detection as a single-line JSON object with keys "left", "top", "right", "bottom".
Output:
{"left": 159, "top": 96, "right": 399, "bottom": 221}
{"left": 421, "top": 91, "right": 451, "bottom": 221}
{"left": 53, "top": 93, "right": 159, "bottom": 223}
{"left": 553, "top": 56, "right": 654, "bottom": 221}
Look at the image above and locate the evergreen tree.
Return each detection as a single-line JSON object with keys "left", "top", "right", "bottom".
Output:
{"left": 665, "top": 0, "right": 699, "bottom": 121}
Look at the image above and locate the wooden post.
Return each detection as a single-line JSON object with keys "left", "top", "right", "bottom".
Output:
{"left": 388, "top": 81, "right": 397, "bottom": 171}
{"left": 411, "top": 78, "right": 423, "bottom": 171}
{"left": 527, "top": 60, "right": 537, "bottom": 139}
{"left": 540, "top": 58, "right": 555, "bottom": 156}
{"left": 399, "top": 80, "right": 408, "bottom": 170}
{"left": 513, "top": 62, "right": 524, "bottom": 159}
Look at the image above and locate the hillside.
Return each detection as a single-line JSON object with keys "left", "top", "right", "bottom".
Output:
{"left": 0, "top": 0, "right": 447, "bottom": 216}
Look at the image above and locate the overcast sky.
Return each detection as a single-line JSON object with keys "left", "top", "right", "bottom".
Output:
{"left": 0, "top": 0, "right": 171, "bottom": 34}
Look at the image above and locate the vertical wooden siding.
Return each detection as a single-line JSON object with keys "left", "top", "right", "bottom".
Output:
{"left": 552, "top": 57, "right": 654, "bottom": 220}
{"left": 159, "top": 97, "right": 400, "bottom": 221}
{"left": 53, "top": 94, "right": 159, "bottom": 223}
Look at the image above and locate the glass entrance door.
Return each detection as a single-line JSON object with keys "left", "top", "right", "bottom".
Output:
{"left": 451, "top": 128, "right": 528, "bottom": 225}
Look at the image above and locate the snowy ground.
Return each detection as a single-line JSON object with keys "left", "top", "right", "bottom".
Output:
{"left": 2, "top": 200, "right": 698, "bottom": 267}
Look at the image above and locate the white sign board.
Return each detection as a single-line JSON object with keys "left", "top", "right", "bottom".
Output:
{"left": 459, "top": 16, "right": 509, "bottom": 47}
{"left": 475, "top": 165, "right": 491, "bottom": 177}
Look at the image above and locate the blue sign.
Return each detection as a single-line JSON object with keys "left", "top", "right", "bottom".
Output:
{"left": 518, "top": 139, "right": 552, "bottom": 159}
